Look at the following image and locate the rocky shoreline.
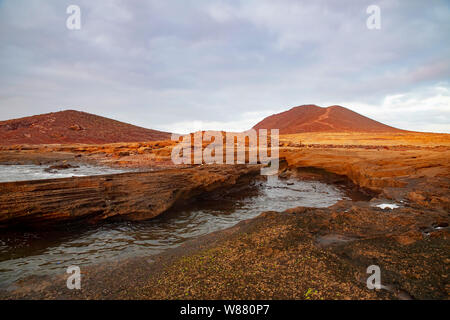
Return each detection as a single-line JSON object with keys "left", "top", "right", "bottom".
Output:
{"left": 1, "top": 194, "right": 447, "bottom": 300}
{"left": 0, "top": 140, "right": 448, "bottom": 299}
{"left": 0, "top": 164, "right": 261, "bottom": 228}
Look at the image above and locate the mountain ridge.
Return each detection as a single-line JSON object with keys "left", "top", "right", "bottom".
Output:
{"left": 0, "top": 110, "right": 171, "bottom": 145}
{"left": 252, "top": 104, "right": 404, "bottom": 134}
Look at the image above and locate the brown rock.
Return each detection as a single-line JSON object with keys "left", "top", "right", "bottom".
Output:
{"left": 118, "top": 151, "right": 130, "bottom": 157}
{"left": 393, "top": 231, "right": 423, "bottom": 245}
{"left": 408, "top": 191, "right": 426, "bottom": 203}
{"left": 69, "top": 124, "right": 84, "bottom": 131}
{"left": 0, "top": 165, "right": 261, "bottom": 228}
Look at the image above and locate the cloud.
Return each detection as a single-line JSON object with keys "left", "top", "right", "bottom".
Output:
{"left": 0, "top": 0, "right": 449, "bottom": 133}
{"left": 160, "top": 110, "right": 277, "bottom": 134}
{"left": 333, "top": 84, "right": 450, "bottom": 133}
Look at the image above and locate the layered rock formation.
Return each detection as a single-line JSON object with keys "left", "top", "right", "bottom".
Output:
{"left": 3, "top": 167, "right": 448, "bottom": 300}
{"left": 0, "top": 165, "right": 261, "bottom": 228}
{"left": 0, "top": 125, "right": 448, "bottom": 299}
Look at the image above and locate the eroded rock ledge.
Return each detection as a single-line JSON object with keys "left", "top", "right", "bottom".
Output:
{"left": 0, "top": 164, "right": 261, "bottom": 229}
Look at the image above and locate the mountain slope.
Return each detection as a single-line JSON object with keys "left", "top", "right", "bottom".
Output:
{"left": 252, "top": 105, "right": 404, "bottom": 134}
{"left": 0, "top": 110, "right": 171, "bottom": 145}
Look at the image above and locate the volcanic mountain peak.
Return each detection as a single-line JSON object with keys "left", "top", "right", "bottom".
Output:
{"left": 252, "top": 104, "right": 403, "bottom": 134}
{"left": 0, "top": 109, "right": 171, "bottom": 145}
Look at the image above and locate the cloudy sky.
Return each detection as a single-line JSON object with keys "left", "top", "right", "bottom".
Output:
{"left": 0, "top": 0, "right": 449, "bottom": 133}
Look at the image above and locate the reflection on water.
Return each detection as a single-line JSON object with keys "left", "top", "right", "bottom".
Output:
{"left": 0, "top": 177, "right": 344, "bottom": 287}
{"left": 0, "top": 164, "right": 132, "bottom": 182}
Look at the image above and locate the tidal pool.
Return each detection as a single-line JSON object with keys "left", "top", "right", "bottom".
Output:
{"left": 0, "top": 177, "right": 346, "bottom": 287}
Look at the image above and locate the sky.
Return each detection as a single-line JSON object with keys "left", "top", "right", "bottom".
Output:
{"left": 0, "top": 0, "right": 449, "bottom": 133}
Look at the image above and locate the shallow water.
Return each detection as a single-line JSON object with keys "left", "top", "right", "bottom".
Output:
{"left": 0, "top": 164, "right": 131, "bottom": 182}
{"left": 0, "top": 177, "right": 345, "bottom": 287}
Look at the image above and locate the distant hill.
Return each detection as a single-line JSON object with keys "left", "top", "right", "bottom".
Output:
{"left": 0, "top": 110, "right": 171, "bottom": 145}
{"left": 252, "top": 104, "right": 404, "bottom": 134}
